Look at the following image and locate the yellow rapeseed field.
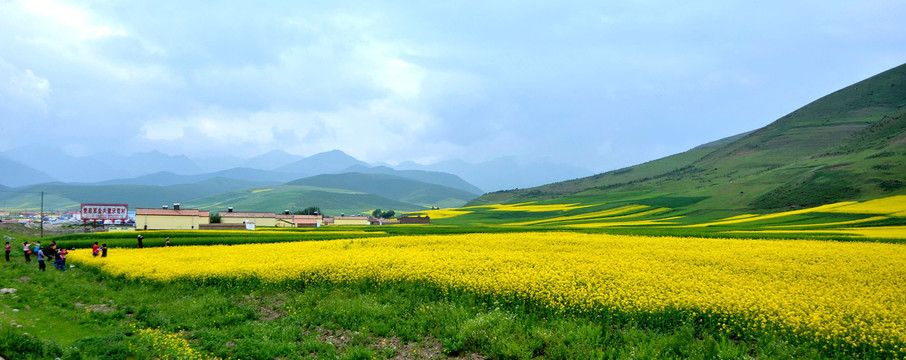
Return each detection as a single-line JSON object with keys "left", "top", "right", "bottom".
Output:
{"left": 411, "top": 202, "right": 596, "bottom": 219}
{"left": 71, "top": 232, "right": 906, "bottom": 356}
{"left": 820, "top": 195, "right": 906, "bottom": 215}
{"left": 731, "top": 226, "right": 906, "bottom": 239}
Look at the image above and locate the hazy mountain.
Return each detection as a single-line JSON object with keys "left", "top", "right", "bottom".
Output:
{"left": 184, "top": 185, "right": 425, "bottom": 216}
{"left": 397, "top": 157, "right": 594, "bottom": 192}
{"left": 340, "top": 165, "right": 484, "bottom": 195}
{"left": 240, "top": 150, "right": 304, "bottom": 170}
{"left": 122, "top": 151, "right": 204, "bottom": 176}
{"left": 99, "top": 168, "right": 296, "bottom": 186}
{"left": 1, "top": 147, "right": 204, "bottom": 183}
{"left": 1, "top": 143, "right": 589, "bottom": 192}
{"left": 286, "top": 172, "right": 480, "bottom": 208}
{"left": 1, "top": 177, "right": 271, "bottom": 212}
{"left": 275, "top": 149, "right": 367, "bottom": 175}
{"left": 0, "top": 156, "right": 57, "bottom": 187}
{"left": 472, "top": 62, "right": 906, "bottom": 212}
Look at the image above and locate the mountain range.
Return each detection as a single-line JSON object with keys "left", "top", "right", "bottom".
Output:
{"left": 0, "top": 146, "right": 500, "bottom": 214}
{"left": 0, "top": 148, "right": 592, "bottom": 193}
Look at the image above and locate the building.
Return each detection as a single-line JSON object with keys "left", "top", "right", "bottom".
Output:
{"left": 135, "top": 204, "right": 210, "bottom": 230}
{"left": 369, "top": 218, "right": 399, "bottom": 225}
{"left": 219, "top": 210, "right": 278, "bottom": 227}
{"left": 276, "top": 214, "right": 323, "bottom": 228}
{"left": 398, "top": 215, "right": 430, "bottom": 224}
{"left": 331, "top": 215, "right": 370, "bottom": 226}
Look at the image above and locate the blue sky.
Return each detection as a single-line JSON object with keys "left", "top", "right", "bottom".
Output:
{"left": 1, "top": 0, "right": 904, "bottom": 172}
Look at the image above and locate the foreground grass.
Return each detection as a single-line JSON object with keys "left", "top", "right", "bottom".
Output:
{"left": 1, "top": 254, "right": 831, "bottom": 360}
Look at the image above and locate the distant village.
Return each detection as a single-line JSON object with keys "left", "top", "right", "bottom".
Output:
{"left": 0, "top": 203, "right": 430, "bottom": 231}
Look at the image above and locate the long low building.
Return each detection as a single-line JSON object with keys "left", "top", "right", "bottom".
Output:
{"left": 276, "top": 214, "right": 323, "bottom": 227}
{"left": 217, "top": 209, "right": 324, "bottom": 228}
{"left": 332, "top": 215, "right": 370, "bottom": 226}
{"left": 136, "top": 206, "right": 210, "bottom": 230}
{"left": 219, "top": 211, "right": 279, "bottom": 227}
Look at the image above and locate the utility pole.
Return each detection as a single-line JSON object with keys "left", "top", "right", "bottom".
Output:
{"left": 40, "top": 191, "right": 44, "bottom": 238}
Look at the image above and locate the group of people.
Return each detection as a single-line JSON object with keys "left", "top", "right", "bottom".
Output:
{"left": 4, "top": 234, "right": 167, "bottom": 271}
{"left": 7, "top": 240, "right": 108, "bottom": 271}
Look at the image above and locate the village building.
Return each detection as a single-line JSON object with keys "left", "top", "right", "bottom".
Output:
{"left": 398, "top": 215, "right": 430, "bottom": 224}
{"left": 219, "top": 210, "right": 278, "bottom": 227}
{"left": 331, "top": 215, "right": 370, "bottom": 226}
{"left": 369, "top": 218, "right": 399, "bottom": 225}
{"left": 276, "top": 214, "right": 323, "bottom": 228}
{"left": 135, "top": 204, "right": 210, "bottom": 230}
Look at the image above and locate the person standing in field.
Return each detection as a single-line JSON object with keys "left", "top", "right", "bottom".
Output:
{"left": 165, "top": 237, "right": 170, "bottom": 247}
{"left": 36, "top": 246, "right": 46, "bottom": 271}
{"left": 60, "top": 248, "right": 68, "bottom": 271}
{"left": 52, "top": 244, "right": 63, "bottom": 271}
{"left": 101, "top": 244, "right": 107, "bottom": 257}
{"left": 4, "top": 241, "right": 10, "bottom": 262}
{"left": 92, "top": 242, "right": 100, "bottom": 257}
{"left": 23, "top": 242, "right": 31, "bottom": 263}
{"left": 137, "top": 234, "right": 143, "bottom": 248}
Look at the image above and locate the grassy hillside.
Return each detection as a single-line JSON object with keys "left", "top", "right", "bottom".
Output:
{"left": 286, "top": 173, "right": 479, "bottom": 208}
{"left": 183, "top": 185, "right": 426, "bottom": 216}
{"left": 341, "top": 165, "right": 484, "bottom": 195}
{"left": 471, "top": 62, "right": 906, "bottom": 214}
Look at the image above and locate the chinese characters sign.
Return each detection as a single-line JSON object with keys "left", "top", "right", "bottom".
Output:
{"left": 81, "top": 203, "right": 129, "bottom": 220}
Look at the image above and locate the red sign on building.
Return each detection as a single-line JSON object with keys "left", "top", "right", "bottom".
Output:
{"left": 81, "top": 203, "right": 129, "bottom": 221}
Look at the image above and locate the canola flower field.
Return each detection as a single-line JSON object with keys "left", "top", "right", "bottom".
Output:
{"left": 70, "top": 232, "right": 906, "bottom": 358}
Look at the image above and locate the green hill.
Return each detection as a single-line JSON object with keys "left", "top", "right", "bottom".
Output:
{"left": 470, "top": 62, "right": 906, "bottom": 215}
{"left": 286, "top": 172, "right": 479, "bottom": 208}
{"left": 183, "top": 185, "right": 424, "bottom": 216}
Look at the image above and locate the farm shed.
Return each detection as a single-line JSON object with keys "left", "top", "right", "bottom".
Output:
{"left": 219, "top": 211, "right": 278, "bottom": 227}
{"left": 135, "top": 205, "right": 210, "bottom": 230}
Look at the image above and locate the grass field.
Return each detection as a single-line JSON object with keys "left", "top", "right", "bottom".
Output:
{"left": 2, "top": 196, "right": 906, "bottom": 359}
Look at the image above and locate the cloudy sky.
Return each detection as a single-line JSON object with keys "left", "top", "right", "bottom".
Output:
{"left": 1, "top": 1, "right": 904, "bottom": 172}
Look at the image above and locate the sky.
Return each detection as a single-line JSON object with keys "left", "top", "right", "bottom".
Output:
{"left": 1, "top": 0, "right": 904, "bottom": 173}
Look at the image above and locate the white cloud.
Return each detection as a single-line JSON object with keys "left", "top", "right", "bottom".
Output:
{"left": 20, "top": 0, "right": 127, "bottom": 40}
{"left": 10, "top": 69, "right": 51, "bottom": 105}
{"left": 139, "top": 97, "right": 436, "bottom": 162}
{"left": 1, "top": 60, "right": 52, "bottom": 110}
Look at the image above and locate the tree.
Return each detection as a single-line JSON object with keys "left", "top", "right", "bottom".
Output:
{"left": 209, "top": 213, "right": 221, "bottom": 224}
{"left": 293, "top": 207, "right": 321, "bottom": 216}
{"left": 372, "top": 209, "right": 395, "bottom": 218}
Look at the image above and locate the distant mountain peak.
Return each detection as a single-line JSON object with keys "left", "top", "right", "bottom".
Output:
{"left": 275, "top": 150, "right": 367, "bottom": 175}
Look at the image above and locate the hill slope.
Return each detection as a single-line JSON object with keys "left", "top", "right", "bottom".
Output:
{"left": 471, "top": 62, "right": 906, "bottom": 212}
{"left": 340, "top": 165, "right": 484, "bottom": 195}
{"left": 286, "top": 173, "right": 480, "bottom": 209}
{"left": 184, "top": 185, "right": 424, "bottom": 216}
